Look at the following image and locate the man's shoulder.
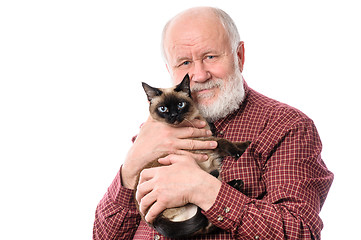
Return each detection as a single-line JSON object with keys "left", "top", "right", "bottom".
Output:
{"left": 244, "top": 87, "right": 312, "bottom": 127}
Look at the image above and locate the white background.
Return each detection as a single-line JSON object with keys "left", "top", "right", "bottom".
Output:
{"left": 1, "top": 0, "right": 360, "bottom": 239}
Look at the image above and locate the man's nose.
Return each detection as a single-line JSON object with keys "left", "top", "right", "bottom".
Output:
{"left": 189, "top": 61, "right": 211, "bottom": 83}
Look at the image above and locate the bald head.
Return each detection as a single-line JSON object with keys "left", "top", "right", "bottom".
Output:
{"left": 161, "top": 7, "right": 240, "bottom": 63}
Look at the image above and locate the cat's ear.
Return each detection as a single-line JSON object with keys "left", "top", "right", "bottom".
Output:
{"left": 142, "top": 82, "right": 163, "bottom": 102}
{"left": 175, "top": 74, "right": 191, "bottom": 98}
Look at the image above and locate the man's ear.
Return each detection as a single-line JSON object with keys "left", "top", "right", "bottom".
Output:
{"left": 237, "top": 41, "right": 245, "bottom": 72}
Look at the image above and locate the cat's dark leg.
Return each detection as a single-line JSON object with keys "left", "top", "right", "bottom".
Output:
{"left": 227, "top": 179, "right": 244, "bottom": 191}
{"left": 207, "top": 122, "right": 217, "bottom": 135}
{"left": 234, "top": 141, "right": 252, "bottom": 157}
{"left": 209, "top": 169, "right": 220, "bottom": 178}
{"left": 215, "top": 139, "right": 251, "bottom": 159}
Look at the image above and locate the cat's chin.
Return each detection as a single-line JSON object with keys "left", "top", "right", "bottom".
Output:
{"left": 166, "top": 119, "right": 187, "bottom": 126}
{"left": 166, "top": 121, "right": 181, "bottom": 126}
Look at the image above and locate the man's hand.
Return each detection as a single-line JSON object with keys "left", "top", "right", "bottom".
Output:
{"left": 136, "top": 154, "right": 222, "bottom": 223}
{"left": 121, "top": 116, "right": 217, "bottom": 189}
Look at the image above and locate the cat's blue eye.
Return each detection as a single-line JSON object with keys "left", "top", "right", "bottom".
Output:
{"left": 158, "top": 106, "right": 168, "bottom": 113}
{"left": 178, "top": 102, "right": 186, "bottom": 109}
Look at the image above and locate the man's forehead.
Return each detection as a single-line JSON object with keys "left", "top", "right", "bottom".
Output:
{"left": 172, "top": 47, "right": 222, "bottom": 59}
{"left": 166, "top": 34, "right": 229, "bottom": 62}
{"left": 165, "top": 28, "right": 228, "bottom": 59}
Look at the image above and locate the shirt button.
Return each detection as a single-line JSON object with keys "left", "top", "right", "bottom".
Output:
{"left": 254, "top": 235, "right": 260, "bottom": 239}
{"left": 154, "top": 235, "right": 160, "bottom": 240}
{"left": 217, "top": 215, "right": 224, "bottom": 221}
{"left": 224, "top": 207, "right": 230, "bottom": 213}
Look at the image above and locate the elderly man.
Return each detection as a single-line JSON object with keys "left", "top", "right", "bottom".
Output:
{"left": 93, "top": 7, "right": 333, "bottom": 239}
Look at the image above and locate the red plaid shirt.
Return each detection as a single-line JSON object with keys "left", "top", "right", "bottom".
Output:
{"left": 93, "top": 82, "right": 333, "bottom": 240}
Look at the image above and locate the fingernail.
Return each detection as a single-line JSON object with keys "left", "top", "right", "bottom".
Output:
{"left": 207, "top": 130, "right": 212, "bottom": 136}
{"left": 211, "top": 141, "right": 218, "bottom": 148}
{"left": 145, "top": 214, "right": 151, "bottom": 223}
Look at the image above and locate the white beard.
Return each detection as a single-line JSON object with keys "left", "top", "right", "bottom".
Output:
{"left": 191, "top": 68, "right": 245, "bottom": 123}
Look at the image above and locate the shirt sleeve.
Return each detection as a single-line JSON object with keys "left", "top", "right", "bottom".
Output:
{"left": 93, "top": 168, "right": 141, "bottom": 240}
{"left": 203, "top": 116, "right": 333, "bottom": 240}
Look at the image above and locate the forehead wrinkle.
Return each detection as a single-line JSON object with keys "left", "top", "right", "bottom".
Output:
{"left": 167, "top": 27, "right": 230, "bottom": 65}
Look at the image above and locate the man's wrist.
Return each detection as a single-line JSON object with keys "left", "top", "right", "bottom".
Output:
{"left": 192, "top": 171, "right": 222, "bottom": 211}
{"left": 107, "top": 169, "right": 138, "bottom": 210}
{"left": 120, "top": 165, "right": 137, "bottom": 190}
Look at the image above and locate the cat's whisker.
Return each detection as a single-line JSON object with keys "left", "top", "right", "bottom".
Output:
{"left": 184, "top": 118, "right": 195, "bottom": 128}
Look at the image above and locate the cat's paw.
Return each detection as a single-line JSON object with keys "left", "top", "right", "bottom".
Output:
{"left": 227, "top": 179, "right": 244, "bottom": 191}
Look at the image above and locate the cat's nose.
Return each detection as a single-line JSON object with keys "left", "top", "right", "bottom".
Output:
{"left": 169, "top": 113, "right": 181, "bottom": 124}
{"left": 169, "top": 113, "right": 177, "bottom": 121}
{"left": 169, "top": 117, "right": 177, "bottom": 124}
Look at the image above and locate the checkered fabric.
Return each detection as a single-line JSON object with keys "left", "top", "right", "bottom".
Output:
{"left": 93, "top": 82, "right": 333, "bottom": 240}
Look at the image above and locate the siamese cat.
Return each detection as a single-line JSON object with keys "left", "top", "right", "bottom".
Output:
{"left": 135, "top": 74, "right": 250, "bottom": 238}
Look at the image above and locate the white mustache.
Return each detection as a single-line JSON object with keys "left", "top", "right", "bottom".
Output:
{"left": 191, "top": 79, "right": 223, "bottom": 92}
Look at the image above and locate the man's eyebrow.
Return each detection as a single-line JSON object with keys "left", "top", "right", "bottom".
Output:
{"left": 176, "top": 56, "right": 191, "bottom": 62}
{"left": 203, "top": 49, "right": 216, "bottom": 55}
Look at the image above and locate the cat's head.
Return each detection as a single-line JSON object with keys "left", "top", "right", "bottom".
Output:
{"left": 142, "top": 74, "right": 198, "bottom": 125}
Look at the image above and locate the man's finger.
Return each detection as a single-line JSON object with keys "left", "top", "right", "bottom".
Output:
{"left": 145, "top": 201, "right": 167, "bottom": 224}
{"left": 176, "top": 139, "right": 217, "bottom": 150}
{"left": 178, "top": 119, "right": 207, "bottom": 128}
{"left": 138, "top": 190, "right": 157, "bottom": 216}
{"left": 176, "top": 127, "right": 212, "bottom": 139}
{"left": 138, "top": 168, "right": 155, "bottom": 185}
{"left": 158, "top": 153, "right": 208, "bottom": 165}
{"left": 136, "top": 178, "right": 154, "bottom": 204}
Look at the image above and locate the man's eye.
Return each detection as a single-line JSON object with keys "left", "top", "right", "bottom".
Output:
{"left": 206, "top": 55, "right": 216, "bottom": 60}
{"left": 177, "top": 61, "right": 191, "bottom": 67}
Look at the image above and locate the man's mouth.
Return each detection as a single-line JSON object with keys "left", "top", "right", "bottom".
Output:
{"left": 197, "top": 88, "right": 212, "bottom": 94}
{"left": 193, "top": 87, "right": 216, "bottom": 99}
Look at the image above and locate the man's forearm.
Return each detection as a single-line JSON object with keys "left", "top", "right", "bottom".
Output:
{"left": 203, "top": 179, "right": 328, "bottom": 239}
{"left": 93, "top": 169, "right": 140, "bottom": 240}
